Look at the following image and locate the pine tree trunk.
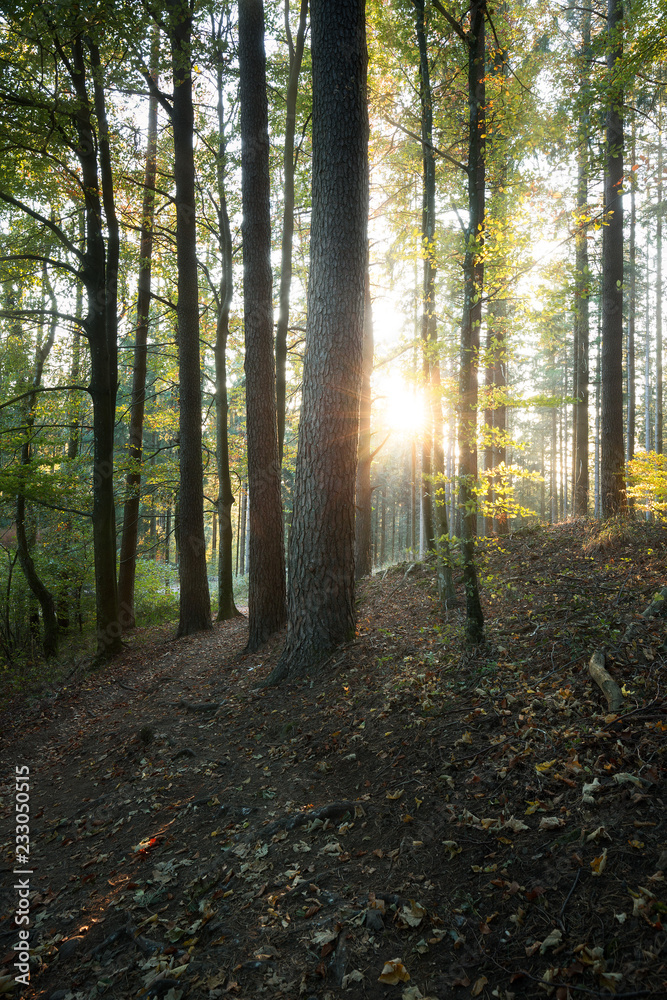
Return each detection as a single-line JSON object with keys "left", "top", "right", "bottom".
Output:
{"left": 239, "top": 0, "right": 287, "bottom": 650}
{"left": 600, "top": 0, "right": 626, "bottom": 516}
{"left": 268, "top": 0, "right": 368, "bottom": 682}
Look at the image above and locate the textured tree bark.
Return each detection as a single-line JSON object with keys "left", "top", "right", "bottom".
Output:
{"left": 458, "top": 0, "right": 485, "bottom": 643}
{"left": 276, "top": 0, "right": 309, "bottom": 465}
{"left": 168, "top": 2, "right": 212, "bottom": 636}
{"left": 118, "top": 28, "right": 159, "bottom": 629}
{"left": 239, "top": 0, "right": 287, "bottom": 650}
{"left": 268, "top": 0, "right": 368, "bottom": 682}
{"left": 600, "top": 0, "right": 626, "bottom": 516}
{"left": 355, "top": 275, "right": 374, "bottom": 580}
{"left": 213, "top": 19, "right": 241, "bottom": 622}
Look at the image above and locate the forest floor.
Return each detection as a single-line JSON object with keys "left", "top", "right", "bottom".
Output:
{"left": 0, "top": 518, "right": 666, "bottom": 1000}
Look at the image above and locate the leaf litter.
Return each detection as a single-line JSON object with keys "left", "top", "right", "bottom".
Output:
{"left": 0, "top": 520, "right": 665, "bottom": 998}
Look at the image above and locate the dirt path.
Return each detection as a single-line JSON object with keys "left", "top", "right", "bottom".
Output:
{"left": 1, "top": 523, "right": 666, "bottom": 999}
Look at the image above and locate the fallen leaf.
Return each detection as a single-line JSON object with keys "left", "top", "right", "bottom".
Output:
{"left": 442, "top": 840, "right": 462, "bottom": 859}
{"left": 342, "top": 970, "right": 364, "bottom": 987}
{"left": 590, "top": 848, "right": 608, "bottom": 876}
{"left": 540, "top": 928, "right": 563, "bottom": 954}
{"left": 378, "top": 958, "right": 410, "bottom": 984}
{"left": 539, "top": 816, "right": 564, "bottom": 830}
{"left": 472, "top": 974, "right": 488, "bottom": 996}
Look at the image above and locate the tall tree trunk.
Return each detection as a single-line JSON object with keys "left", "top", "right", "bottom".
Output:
{"left": 414, "top": 0, "right": 454, "bottom": 604}
{"left": 573, "top": 10, "right": 591, "bottom": 516}
{"left": 168, "top": 2, "right": 212, "bottom": 635}
{"left": 239, "top": 0, "right": 287, "bottom": 650}
{"left": 645, "top": 248, "right": 652, "bottom": 453}
{"left": 458, "top": 0, "right": 485, "bottom": 643}
{"left": 118, "top": 28, "right": 159, "bottom": 628}
{"left": 627, "top": 119, "right": 636, "bottom": 463}
{"left": 268, "top": 0, "right": 368, "bottom": 682}
{"left": 600, "top": 0, "right": 626, "bottom": 516}
{"left": 415, "top": 0, "right": 436, "bottom": 554}
{"left": 656, "top": 112, "right": 663, "bottom": 454}
{"left": 355, "top": 273, "right": 374, "bottom": 580}
{"left": 213, "top": 17, "right": 241, "bottom": 621}
{"left": 276, "top": 0, "right": 309, "bottom": 464}
{"left": 70, "top": 37, "right": 122, "bottom": 659}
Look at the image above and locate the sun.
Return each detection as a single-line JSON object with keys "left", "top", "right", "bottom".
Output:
{"left": 374, "top": 370, "right": 424, "bottom": 439}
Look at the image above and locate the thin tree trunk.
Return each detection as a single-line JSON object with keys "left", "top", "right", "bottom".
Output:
{"left": 415, "top": 0, "right": 436, "bottom": 554}
{"left": 15, "top": 278, "right": 59, "bottom": 658}
{"left": 627, "top": 118, "right": 636, "bottom": 463}
{"left": 458, "top": 0, "right": 485, "bottom": 643}
{"left": 239, "top": 0, "right": 287, "bottom": 650}
{"left": 118, "top": 27, "right": 159, "bottom": 628}
{"left": 600, "top": 0, "right": 626, "bottom": 516}
{"left": 656, "top": 110, "right": 663, "bottom": 454}
{"left": 276, "top": 0, "right": 309, "bottom": 464}
{"left": 355, "top": 273, "right": 374, "bottom": 579}
{"left": 168, "top": 2, "right": 212, "bottom": 635}
{"left": 573, "top": 6, "right": 591, "bottom": 515}
{"left": 213, "top": 16, "right": 241, "bottom": 621}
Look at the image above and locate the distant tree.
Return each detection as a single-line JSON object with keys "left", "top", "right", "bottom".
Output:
{"left": 268, "top": 0, "right": 368, "bottom": 681}
{"left": 355, "top": 272, "right": 374, "bottom": 580}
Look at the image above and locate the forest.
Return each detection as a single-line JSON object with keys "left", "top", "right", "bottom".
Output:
{"left": 0, "top": 1, "right": 666, "bottom": 999}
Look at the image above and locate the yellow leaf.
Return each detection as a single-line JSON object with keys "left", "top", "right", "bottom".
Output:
{"left": 591, "top": 848, "right": 608, "bottom": 876}
{"left": 535, "top": 759, "right": 557, "bottom": 773}
{"left": 386, "top": 789, "right": 405, "bottom": 801}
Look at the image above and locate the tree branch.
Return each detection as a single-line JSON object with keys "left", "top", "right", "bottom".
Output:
{"left": 384, "top": 116, "right": 469, "bottom": 174}
{"left": 429, "top": 0, "right": 468, "bottom": 45}
{"left": 0, "top": 192, "right": 83, "bottom": 259}
{"left": 0, "top": 385, "right": 89, "bottom": 412}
